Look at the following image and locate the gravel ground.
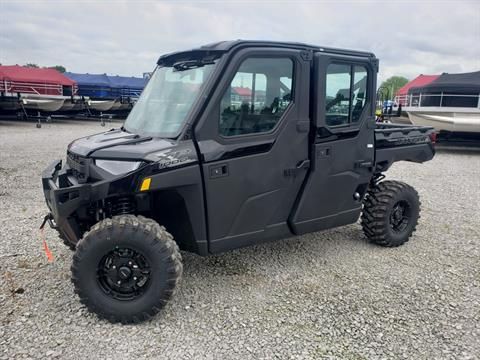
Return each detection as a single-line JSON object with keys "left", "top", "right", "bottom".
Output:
{"left": 0, "top": 119, "right": 479, "bottom": 360}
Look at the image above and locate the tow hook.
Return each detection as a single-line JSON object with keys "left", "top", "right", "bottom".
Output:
{"left": 39, "top": 213, "right": 55, "bottom": 262}
{"left": 39, "top": 213, "right": 57, "bottom": 230}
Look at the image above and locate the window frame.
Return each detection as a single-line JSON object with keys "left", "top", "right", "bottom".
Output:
{"left": 324, "top": 60, "right": 370, "bottom": 129}
{"left": 217, "top": 55, "right": 296, "bottom": 139}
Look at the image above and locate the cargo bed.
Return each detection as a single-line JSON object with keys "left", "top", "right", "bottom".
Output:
{"left": 374, "top": 123, "right": 435, "bottom": 172}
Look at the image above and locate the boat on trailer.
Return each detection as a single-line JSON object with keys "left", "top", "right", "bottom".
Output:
{"left": 403, "top": 71, "right": 480, "bottom": 133}
{"left": 406, "top": 109, "right": 480, "bottom": 133}
{"left": 394, "top": 74, "right": 439, "bottom": 106}
{"left": 21, "top": 95, "right": 65, "bottom": 112}
{"left": 87, "top": 99, "right": 117, "bottom": 112}
{"left": 0, "top": 66, "right": 146, "bottom": 119}
{"left": 58, "top": 97, "right": 86, "bottom": 112}
{"left": 64, "top": 72, "right": 146, "bottom": 113}
{"left": 0, "top": 65, "right": 77, "bottom": 114}
{"left": 63, "top": 73, "right": 115, "bottom": 112}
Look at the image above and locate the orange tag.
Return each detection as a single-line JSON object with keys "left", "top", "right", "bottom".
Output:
{"left": 40, "top": 228, "right": 54, "bottom": 262}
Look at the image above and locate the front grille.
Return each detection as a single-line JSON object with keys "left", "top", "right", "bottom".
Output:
{"left": 66, "top": 151, "right": 92, "bottom": 183}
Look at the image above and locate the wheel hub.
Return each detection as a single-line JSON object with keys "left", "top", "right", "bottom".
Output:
{"left": 118, "top": 266, "right": 132, "bottom": 280}
{"left": 97, "top": 247, "right": 151, "bottom": 301}
{"left": 389, "top": 200, "right": 411, "bottom": 233}
{"left": 393, "top": 208, "right": 403, "bottom": 222}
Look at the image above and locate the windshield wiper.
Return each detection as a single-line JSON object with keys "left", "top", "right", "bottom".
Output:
{"left": 173, "top": 59, "right": 215, "bottom": 71}
{"left": 120, "top": 125, "right": 131, "bottom": 133}
{"left": 86, "top": 135, "right": 152, "bottom": 156}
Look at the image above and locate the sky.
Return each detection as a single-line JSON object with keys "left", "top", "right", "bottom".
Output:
{"left": 0, "top": 0, "right": 479, "bottom": 84}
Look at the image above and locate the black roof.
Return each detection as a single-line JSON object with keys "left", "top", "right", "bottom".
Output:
{"left": 409, "top": 71, "right": 480, "bottom": 94}
{"left": 158, "top": 40, "right": 376, "bottom": 65}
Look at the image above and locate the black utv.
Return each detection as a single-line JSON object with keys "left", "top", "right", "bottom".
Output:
{"left": 41, "top": 40, "right": 435, "bottom": 323}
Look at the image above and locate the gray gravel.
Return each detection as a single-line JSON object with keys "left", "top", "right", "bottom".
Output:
{"left": 0, "top": 119, "right": 479, "bottom": 359}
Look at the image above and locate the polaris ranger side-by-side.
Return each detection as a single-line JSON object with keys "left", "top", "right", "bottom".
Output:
{"left": 41, "top": 41, "right": 435, "bottom": 323}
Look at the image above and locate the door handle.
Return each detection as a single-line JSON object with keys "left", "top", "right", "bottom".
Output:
{"left": 355, "top": 160, "right": 373, "bottom": 169}
{"left": 284, "top": 160, "right": 310, "bottom": 177}
{"left": 209, "top": 163, "right": 229, "bottom": 179}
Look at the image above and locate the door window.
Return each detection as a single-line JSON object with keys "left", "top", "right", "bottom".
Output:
{"left": 219, "top": 57, "right": 294, "bottom": 137}
{"left": 325, "top": 63, "right": 368, "bottom": 126}
{"left": 352, "top": 66, "right": 368, "bottom": 123}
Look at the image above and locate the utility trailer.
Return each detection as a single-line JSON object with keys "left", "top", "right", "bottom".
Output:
{"left": 41, "top": 40, "right": 435, "bottom": 323}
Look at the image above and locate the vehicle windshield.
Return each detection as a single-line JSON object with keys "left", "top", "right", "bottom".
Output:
{"left": 124, "top": 60, "right": 217, "bottom": 137}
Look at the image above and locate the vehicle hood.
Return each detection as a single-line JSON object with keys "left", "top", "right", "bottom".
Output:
{"left": 68, "top": 128, "right": 198, "bottom": 166}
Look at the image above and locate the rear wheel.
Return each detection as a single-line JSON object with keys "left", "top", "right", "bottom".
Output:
{"left": 361, "top": 180, "right": 420, "bottom": 247}
{"left": 71, "top": 215, "right": 182, "bottom": 323}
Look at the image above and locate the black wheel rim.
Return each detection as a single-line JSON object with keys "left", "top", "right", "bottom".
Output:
{"left": 389, "top": 200, "right": 411, "bottom": 233}
{"left": 97, "top": 247, "right": 151, "bottom": 301}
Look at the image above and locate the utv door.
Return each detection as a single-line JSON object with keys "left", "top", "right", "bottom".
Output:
{"left": 194, "top": 48, "right": 311, "bottom": 253}
{"left": 290, "top": 53, "right": 376, "bottom": 234}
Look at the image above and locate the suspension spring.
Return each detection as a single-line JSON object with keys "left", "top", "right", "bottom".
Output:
{"left": 111, "top": 196, "right": 135, "bottom": 216}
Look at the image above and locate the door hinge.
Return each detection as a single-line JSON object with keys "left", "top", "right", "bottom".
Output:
{"left": 284, "top": 160, "right": 310, "bottom": 177}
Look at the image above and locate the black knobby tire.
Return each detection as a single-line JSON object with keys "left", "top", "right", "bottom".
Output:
{"left": 71, "top": 215, "right": 182, "bottom": 324}
{"left": 59, "top": 216, "right": 164, "bottom": 252}
{"left": 361, "top": 180, "right": 420, "bottom": 247}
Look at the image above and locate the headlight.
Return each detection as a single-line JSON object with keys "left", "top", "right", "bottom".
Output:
{"left": 95, "top": 159, "right": 142, "bottom": 175}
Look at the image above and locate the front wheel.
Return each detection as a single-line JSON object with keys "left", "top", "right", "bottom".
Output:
{"left": 71, "top": 215, "right": 182, "bottom": 323}
{"left": 361, "top": 180, "right": 420, "bottom": 247}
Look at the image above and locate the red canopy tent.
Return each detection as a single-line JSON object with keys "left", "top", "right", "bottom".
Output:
{"left": 395, "top": 74, "right": 439, "bottom": 105}
{"left": 0, "top": 65, "right": 77, "bottom": 96}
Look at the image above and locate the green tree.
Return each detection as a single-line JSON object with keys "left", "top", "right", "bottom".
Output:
{"left": 379, "top": 76, "right": 409, "bottom": 99}
{"left": 48, "top": 65, "right": 66, "bottom": 73}
{"left": 22, "top": 64, "right": 67, "bottom": 73}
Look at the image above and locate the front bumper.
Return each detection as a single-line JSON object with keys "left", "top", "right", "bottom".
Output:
{"left": 41, "top": 159, "right": 108, "bottom": 244}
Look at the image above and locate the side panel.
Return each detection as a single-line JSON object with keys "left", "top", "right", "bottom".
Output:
{"left": 194, "top": 48, "right": 311, "bottom": 253}
{"left": 147, "top": 165, "right": 208, "bottom": 254}
{"left": 290, "top": 53, "right": 377, "bottom": 234}
{"left": 290, "top": 128, "right": 373, "bottom": 234}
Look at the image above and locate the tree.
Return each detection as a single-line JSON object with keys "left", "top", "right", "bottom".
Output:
{"left": 48, "top": 65, "right": 66, "bottom": 73}
{"left": 22, "top": 64, "right": 66, "bottom": 73}
{"left": 379, "top": 76, "right": 409, "bottom": 100}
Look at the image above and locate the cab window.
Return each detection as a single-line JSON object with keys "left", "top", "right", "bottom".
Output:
{"left": 325, "top": 63, "right": 368, "bottom": 126}
{"left": 219, "top": 57, "right": 294, "bottom": 137}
